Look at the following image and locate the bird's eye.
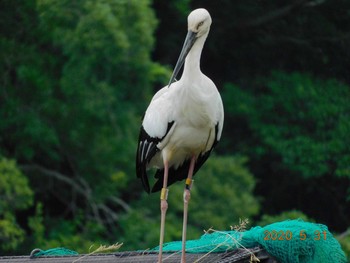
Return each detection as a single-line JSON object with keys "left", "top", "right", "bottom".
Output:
{"left": 197, "top": 21, "right": 204, "bottom": 29}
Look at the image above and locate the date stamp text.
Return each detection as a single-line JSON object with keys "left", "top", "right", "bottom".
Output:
{"left": 263, "top": 230, "right": 327, "bottom": 241}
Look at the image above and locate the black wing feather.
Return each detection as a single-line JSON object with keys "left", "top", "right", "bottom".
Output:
{"left": 151, "top": 123, "right": 220, "bottom": 193}
{"left": 136, "top": 121, "right": 175, "bottom": 193}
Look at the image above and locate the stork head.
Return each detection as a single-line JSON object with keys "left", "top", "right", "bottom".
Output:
{"left": 168, "top": 8, "right": 212, "bottom": 87}
{"left": 187, "top": 8, "right": 212, "bottom": 38}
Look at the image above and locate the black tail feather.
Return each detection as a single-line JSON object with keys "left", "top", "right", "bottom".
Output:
{"left": 151, "top": 150, "right": 212, "bottom": 193}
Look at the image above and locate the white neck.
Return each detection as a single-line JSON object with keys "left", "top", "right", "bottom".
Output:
{"left": 181, "top": 33, "right": 208, "bottom": 81}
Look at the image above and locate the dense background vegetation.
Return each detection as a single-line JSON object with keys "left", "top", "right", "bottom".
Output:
{"left": 1, "top": 0, "right": 349, "bottom": 258}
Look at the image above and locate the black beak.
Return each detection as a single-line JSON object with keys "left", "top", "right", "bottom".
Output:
{"left": 168, "top": 30, "right": 197, "bottom": 87}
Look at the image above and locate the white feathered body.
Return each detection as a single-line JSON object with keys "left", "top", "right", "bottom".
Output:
{"left": 142, "top": 73, "right": 223, "bottom": 170}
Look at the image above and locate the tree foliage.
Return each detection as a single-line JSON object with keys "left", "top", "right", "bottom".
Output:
{"left": 0, "top": 0, "right": 162, "bottom": 253}
{"left": 224, "top": 72, "right": 350, "bottom": 180}
{"left": 0, "top": 158, "right": 33, "bottom": 251}
{"left": 222, "top": 72, "right": 350, "bottom": 232}
{"left": 0, "top": 0, "right": 349, "bottom": 258}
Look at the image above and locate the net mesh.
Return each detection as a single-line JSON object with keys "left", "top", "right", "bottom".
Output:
{"left": 30, "top": 247, "right": 79, "bottom": 258}
{"left": 153, "top": 219, "right": 347, "bottom": 263}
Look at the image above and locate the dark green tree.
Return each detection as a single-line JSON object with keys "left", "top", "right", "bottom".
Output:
{"left": 222, "top": 72, "right": 350, "bottom": 230}
{"left": 0, "top": 0, "right": 166, "bottom": 253}
{"left": 0, "top": 158, "right": 33, "bottom": 251}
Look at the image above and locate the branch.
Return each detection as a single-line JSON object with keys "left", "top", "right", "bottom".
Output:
{"left": 259, "top": 33, "right": 350, "bottom": 49}
{"left": 305, "top": 0, "right": 327, "bottom": 7}
{"left": 239, "top": 0, "right": 311, "bottom": 28}
{"left": 109, "top": 196, "right": 132, "bottom": 212}
{"left": 337, "top": 229, "right": 350, "bottom": 240}
{"left": 20, "top": 164, "right": 129, "bottom": 227}
{"left": 20, "top": 164, "right": 90, "bottom": 200}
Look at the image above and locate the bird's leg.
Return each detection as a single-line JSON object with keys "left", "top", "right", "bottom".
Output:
{"left": 158, "top": 160, "right": 169, "bottom": 263}
{"left": 181, "top": 156, "right": 196, "bottom": 263}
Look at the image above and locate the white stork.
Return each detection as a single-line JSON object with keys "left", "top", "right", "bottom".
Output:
{"left": 136, "top": 8, "right": 224, "bottom": 263}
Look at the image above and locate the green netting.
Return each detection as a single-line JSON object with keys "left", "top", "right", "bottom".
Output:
{"left": 152, "top": 219, "right": 347, "bottom": 263}
{"left": 30, "top": 247, "right": 79, "bottom": 258}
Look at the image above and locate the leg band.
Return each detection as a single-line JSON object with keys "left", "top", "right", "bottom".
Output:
{"left": 185, "top": 178, "right": 193, "bottom": 190}
{"left": 160, "top": 187, "right": 169, "bottom": 200}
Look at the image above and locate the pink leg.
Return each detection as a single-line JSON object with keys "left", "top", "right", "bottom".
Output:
{"left": 181, "top": 156, "right": 196, "bottom": 263}
{"left": 158, "top": 160, "right": 169, "bottom": 263}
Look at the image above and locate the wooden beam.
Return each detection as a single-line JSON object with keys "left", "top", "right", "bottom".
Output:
{"left": 0, "top": 247, "right": 279, "bottom": 262}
